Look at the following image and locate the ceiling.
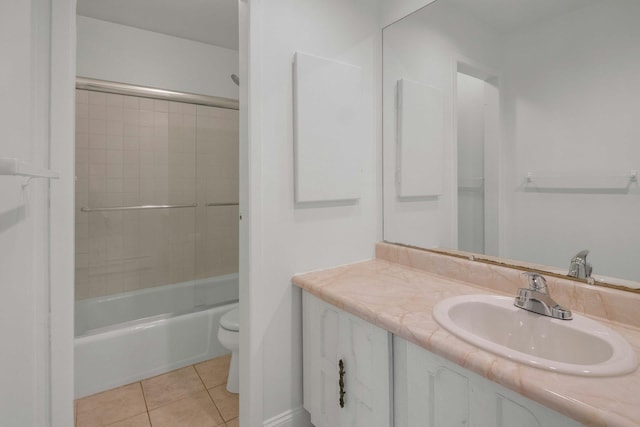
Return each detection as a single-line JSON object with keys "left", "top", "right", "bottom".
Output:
{"left": 446, "top": 0, "right": 600, "bottom": 34}
{"left": 76, "top": 0, "right": 239, "bottom": 50}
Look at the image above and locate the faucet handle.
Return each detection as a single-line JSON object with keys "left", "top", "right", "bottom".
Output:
{"left": 522, "top": 272, "right": 548, "bottom": 294}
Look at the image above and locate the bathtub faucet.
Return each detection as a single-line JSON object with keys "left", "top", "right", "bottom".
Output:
{"left": 568, "top": 249, "right": 592, "bottom": 280}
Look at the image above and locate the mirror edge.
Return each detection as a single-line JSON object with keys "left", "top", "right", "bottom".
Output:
{"left": 383, "top": 240, "right": 640, "bottom": 294}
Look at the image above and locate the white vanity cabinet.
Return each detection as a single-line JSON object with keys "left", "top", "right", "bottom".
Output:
{"left": 302, "top": 292, "right": 392, "bottom": 427}
{"left": 394, "top": 337, "right": 583, "bottom": 427}
{"left": 302, "top": 291, "right": 584, "bottom": 427}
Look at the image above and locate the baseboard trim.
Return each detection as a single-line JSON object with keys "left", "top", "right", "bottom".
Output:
{"left": 263, "top": 406, "right": 311, "bottom": 427}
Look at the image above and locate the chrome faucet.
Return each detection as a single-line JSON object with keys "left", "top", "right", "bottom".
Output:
{"left": 568, "top": 249, "right": 592, "bottom": 279}
{"left": 514, "top": 272, "right": 572, "bottom": 320}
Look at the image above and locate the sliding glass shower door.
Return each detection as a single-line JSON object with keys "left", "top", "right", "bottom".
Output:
{"left": 74, "top": 87, "right": 239, "bottom": 335}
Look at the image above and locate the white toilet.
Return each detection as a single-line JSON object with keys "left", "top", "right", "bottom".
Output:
{"left": 217, "top": 307, "right": 239, "bottom": 394}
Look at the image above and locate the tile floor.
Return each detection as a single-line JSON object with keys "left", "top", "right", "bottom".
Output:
{"left": 75, "top": 354, "right": 238, "bottom": 427}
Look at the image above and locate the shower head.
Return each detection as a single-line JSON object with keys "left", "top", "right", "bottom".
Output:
{"left": 231, "top": 74, "right": 240, "bottom": 86}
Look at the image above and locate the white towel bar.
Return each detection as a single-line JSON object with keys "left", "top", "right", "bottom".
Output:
{"left": 0, "top": 157, "right": 60, "bottom": 179}
{"left": 525, "top": 171, "right": 637, "bottom": 189}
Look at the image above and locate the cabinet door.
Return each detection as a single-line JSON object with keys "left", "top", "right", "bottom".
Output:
{"left": 393, "top": 337, "right": 584, "bottom": 427}
{"left": 302, "top": 292, "right": 392, "bottom": 427}
{"left": 340, "top": 311, "right": 391, "bottom": 427}
{"left": 303, "top": 292, "right": 341, "bottom": 427}
{"left": 394, "top": 335, "right": 470, "bottom": 427}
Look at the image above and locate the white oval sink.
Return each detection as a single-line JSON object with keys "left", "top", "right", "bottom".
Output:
{"left": 433, "top": 295, "right": 638, "bottom": 376}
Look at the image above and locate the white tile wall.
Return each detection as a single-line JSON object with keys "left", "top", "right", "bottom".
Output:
{"left": 75, "top": 90, "right": 239, "bottom": 300}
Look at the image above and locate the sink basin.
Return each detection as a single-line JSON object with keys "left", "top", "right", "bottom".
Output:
{"left": 433, "top": 295, "right": 638, "bottom": 376}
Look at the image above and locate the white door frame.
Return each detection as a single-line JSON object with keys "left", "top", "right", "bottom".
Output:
{"left": 49, "top": 1, "right": 259, "bottom": 426}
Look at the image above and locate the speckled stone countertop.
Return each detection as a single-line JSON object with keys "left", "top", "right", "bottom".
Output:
{"left": 292, "top": 243, "right": 640, "bottom": 427}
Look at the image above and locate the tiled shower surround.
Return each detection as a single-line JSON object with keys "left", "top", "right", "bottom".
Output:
{"left": 75, "top": 90, "right": 239, "bottom": 300}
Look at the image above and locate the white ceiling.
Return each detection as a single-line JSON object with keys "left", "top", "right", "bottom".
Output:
{"left": 76, "top": 0, "right": 239, "bottom": 50}
{"left": 446, "top": 0, "right": 599, "bottom": 34}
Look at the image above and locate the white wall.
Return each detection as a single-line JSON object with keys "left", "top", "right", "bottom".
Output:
{"left": 244, "top": 0, "right": 381, "bottom": 423}
{"left": 0, "top": 0, "right": 55, "bottom": 424}
{"left": 77, "top": 16, "right": 239, "bottom": 99}
{"left": 50, "top": 0, "right": 76, "bottom": 424}
{"left": 501, "top": 1, "right": 640, "bottom": 280}
{"left": 383, "top": 0, "right": 502, "bottom": 250}
{"left": 380, "top": 0, "right": 436, "bottom": 27}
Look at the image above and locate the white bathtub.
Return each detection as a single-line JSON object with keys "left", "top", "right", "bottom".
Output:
{"left": 74, "top": 274, "right": 238, "bottom": 398}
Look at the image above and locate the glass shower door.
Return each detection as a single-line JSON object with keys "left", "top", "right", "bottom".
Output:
{"left": 75, "top": 88, "right": 239, "bottom": 337}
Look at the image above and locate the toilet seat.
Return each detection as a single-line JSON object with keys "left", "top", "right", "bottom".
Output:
{"left": 220, "top": 307, "right": 239, "bottom": 332}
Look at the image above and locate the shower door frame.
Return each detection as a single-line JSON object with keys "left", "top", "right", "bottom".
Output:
{"left": 74, "top": 77, "right": 240, "bottom": 303}
{"left": 76, "top": 77, "right": 240, "bottom": 111}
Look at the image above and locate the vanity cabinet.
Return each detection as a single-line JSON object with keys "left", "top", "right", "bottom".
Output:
{"left": 302, "top": 291, "right": 583, "bottom": 427}
{"left": 394, "top": 337, "right": 583, "bottom": 427}
{"left": 302, "top": 292, "right": 392, "bottom": 427}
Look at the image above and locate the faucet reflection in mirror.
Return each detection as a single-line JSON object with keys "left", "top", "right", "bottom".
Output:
{"left": 382, "top": 0, "right": 640, "bottom": 291}
{"left": 568, "top": 250, "right": 593, "bottom": 281}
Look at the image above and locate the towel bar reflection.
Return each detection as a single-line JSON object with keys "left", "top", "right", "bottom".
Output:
{"left": 80, "top": 203, "right": 197, "bottom": 212}
{"left": 525, "top": 170, "right": 638, "bottom": 189}
{"left": 458, "top": 177, "right": 484, "bottom": 192}
{"left": 206, "top": 202, "right": 239, "bottom": 207}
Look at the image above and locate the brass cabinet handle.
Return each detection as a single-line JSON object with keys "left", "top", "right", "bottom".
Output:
{"left": 338, "top": 359, "right": 346, "bottom": 408}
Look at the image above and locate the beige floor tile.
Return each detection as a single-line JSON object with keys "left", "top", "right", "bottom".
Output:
{"left": 226, "top": 418, "right": 239, "bottom": 427}
{"left": 106, "top": 413, "right": 151, "bottom": 427}
{"left": 195, "top": 354, "right": 231, "bottom": 389}
{"left": 76, "top": 383, "right": 147, "bottom": 427}
{"left": 142, "top": 366, "right": 205, "bottom": 410}
{"left": 148, "top": 390, "right": 224, "bottom": 427}
{"left": 208, "top": 385, "right": 239, "bottom": 421}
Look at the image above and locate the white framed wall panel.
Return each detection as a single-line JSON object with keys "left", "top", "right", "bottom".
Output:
{"left": 293, "top": 52, "right": 364, "bottom": 203}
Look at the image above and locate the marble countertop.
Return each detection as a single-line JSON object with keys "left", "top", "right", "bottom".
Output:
{"left": 292, "top": 256, "right": 640, "bottom": 427}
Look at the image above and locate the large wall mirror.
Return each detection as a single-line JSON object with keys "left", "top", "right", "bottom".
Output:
{"left": 383, "top": 0, "right": 640, "bottom": 290}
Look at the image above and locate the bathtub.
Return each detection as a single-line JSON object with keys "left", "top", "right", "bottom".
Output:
{"left": 74, "top": 273, "right": 238, "bottom": 398}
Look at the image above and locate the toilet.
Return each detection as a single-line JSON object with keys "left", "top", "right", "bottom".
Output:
{"left": 217, "top": 307, "right": 239, "bottom": 393}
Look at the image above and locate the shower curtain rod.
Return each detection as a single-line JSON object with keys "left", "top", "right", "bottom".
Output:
{"left": 76, "top": 77, "right": 239, "bottom": 110}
